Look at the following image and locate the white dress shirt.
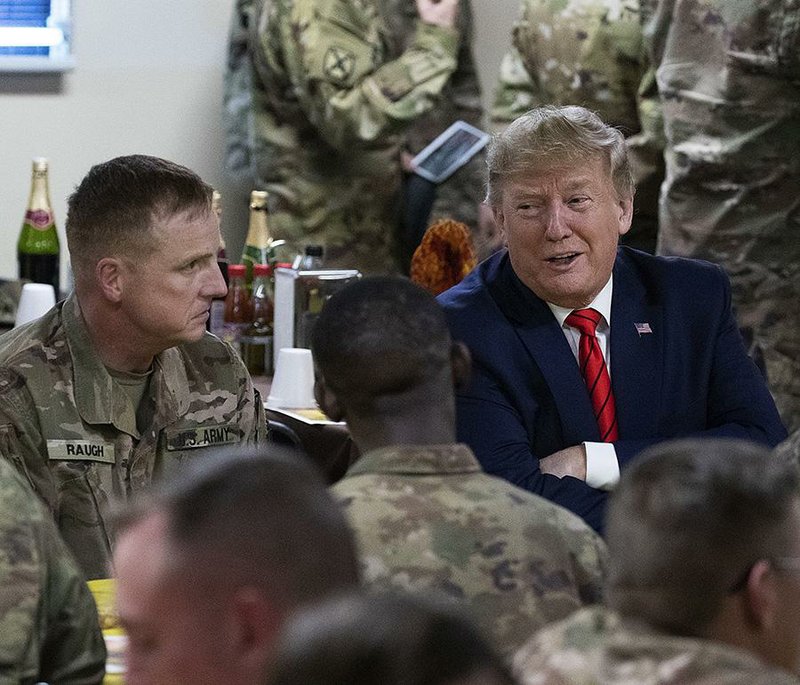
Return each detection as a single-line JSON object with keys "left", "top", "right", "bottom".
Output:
{"left": 546, "top": 276, "right": 620, "bottom": 490}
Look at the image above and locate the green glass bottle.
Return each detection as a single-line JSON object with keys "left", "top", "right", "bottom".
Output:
{"left": 18, "top": 158, "right": 60, "bottom": 295}
{"left": 241, "top": 190, "right": 271, "bottom": 287}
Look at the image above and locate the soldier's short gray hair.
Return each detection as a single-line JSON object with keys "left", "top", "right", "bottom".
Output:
{"left": 486, "top": 106, "right": 634, "bottom": 207}
{"left": 606, "top": 438, "right": 799, "bottom": 637}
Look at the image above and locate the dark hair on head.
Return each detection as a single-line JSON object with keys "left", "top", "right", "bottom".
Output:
{"left": 311, "top": 276, "right": 452, "bottom": 408}
{"left": 606, "top": 438, "right": 800, "bottom": 636}
{"left": 119, "top": 447, "right": 359, "bottom": 612}
{"left": 266, "top": 591, "right": 518, "bottom": 685}
{"left": 66, "top": 154, "right": 213, "bottom": 280}
{"left": 486, "top": 105, "right": 633, "bottom": 207}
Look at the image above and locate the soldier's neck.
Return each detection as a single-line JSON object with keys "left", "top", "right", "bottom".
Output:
{"left": 77, "top": 295, "right": 157, "bottom": 373}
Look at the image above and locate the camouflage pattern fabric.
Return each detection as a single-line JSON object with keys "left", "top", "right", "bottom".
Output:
{"left": 514, "top": 606, "right": 800, "bottom": 685}
{"left": 223, "top": 0, "right": 259, "bottom": 180}
{"left": 775, "top": 428, "right": 800, "bottom": 471}
{"left": 0, "top": 294, "right": 267, "bottom": 580}
{"left": 239, "top": 0, "right": 460, "bottom": 274}
{"left": 491, "top": 0, "right": 663, "bottom": 253}
{"left": 644, "top": 0, "right": 800, "bottom": 432}
{"left": 378, "top": 0, "right": 486, "bottom": 244}
{"left": 332, "top": 443, "right": 608, "bottom": 656}
{"left": 0, "top": 456, "right": 105, "bottom": 684}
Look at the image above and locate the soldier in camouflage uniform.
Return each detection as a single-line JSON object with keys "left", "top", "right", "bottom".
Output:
{"left": 0, "top": 456, "right": 106, "bottom": 683}
{"left": 515, "top": 438, "right": 800, "bottom": 684}
{"left": 312, "top": 277, "right": 607, "bottom": 656}
{"left": 377, "top": 0, "right": 488, "bottom": 265}
{"left": 643, "top": 0, "right": 800, "bottom": 432}
{"left": 0, "top": 156, "right": 267, "bottom": 580}
{"left": 225, "top": 0, "right": 463, "bottom": 274}
{"left": 492, "top": 0, "right": 663, "bottom": 253}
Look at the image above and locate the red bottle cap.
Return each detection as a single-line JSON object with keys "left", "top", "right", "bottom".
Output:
{"left": 228, "top": 264, "right": 246, "bottom": 277}
{"left": 253, "top": 263, "right": 272, "bottom": 276}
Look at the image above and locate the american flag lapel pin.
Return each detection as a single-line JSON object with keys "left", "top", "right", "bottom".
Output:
{"left": 634, "top": 322, "right": 653, "bottom": 337}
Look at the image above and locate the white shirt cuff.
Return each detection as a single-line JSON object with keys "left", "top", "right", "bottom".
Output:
{"left": 584, "top": 442, "right": 620, "bottom": 491}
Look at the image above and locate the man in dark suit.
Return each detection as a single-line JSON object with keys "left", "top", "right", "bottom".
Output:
{"left": 438, "top": 106, "right": 787, "bottom": 532}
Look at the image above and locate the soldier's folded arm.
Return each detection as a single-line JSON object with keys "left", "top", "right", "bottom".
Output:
{"left": 283, "top": 0, "right": 461, "bottom": 151}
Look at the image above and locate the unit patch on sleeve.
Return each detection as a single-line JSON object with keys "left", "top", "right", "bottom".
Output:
{"left": 323, "top": 46, "right": 356, "bottom": 84}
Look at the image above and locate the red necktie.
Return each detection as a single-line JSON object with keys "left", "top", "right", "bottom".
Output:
{"left": 565, "top": 308, "right": 619, "bottom": 442}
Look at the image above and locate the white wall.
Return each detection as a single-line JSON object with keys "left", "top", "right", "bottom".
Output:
{"left": 0, "top": 0, "right": 518, "bottom": 284}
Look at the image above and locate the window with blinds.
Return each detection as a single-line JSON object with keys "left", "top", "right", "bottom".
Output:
{"left": 0, "top": 0, "right": 73, "bottom": 71}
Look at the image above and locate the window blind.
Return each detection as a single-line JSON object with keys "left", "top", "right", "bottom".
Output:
{"left": 0, "top": 1, "right": 52, "bottom": 56}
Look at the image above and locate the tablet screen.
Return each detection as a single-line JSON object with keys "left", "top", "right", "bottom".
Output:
{"left": 411, "top": 120, "right": 489, "bottom": 184}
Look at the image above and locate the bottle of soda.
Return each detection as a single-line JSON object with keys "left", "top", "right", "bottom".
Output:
{"left": 221, "top": 264, "right": 252, "bottom": 356}
{"left": 242, "top": 263, "right": 274, "bottom": 376}
{"left": 208, "top": 190, "right": 229, "bottom": 336}
{"left": 18, "top": 158, "right": 60, "bottom": 295}
{"left": 241, "top": 190, "right": 271, "bottom": 286}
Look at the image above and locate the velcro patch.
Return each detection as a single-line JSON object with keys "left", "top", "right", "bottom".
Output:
{"left": 165, "top": 424, "right": 238, "bottom": 451}
{"left": 47, "top": 440, "right": 116, "bottom": 464}
{"left": 323, "top": 46, "right": 356, "bottom": 84}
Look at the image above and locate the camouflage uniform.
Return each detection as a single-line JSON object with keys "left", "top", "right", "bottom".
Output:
{"left": 514, "top": 606, "right": 800, "bottom": 685}
{"left": 377, "top": 0, "right": 486, "bottom": 256}
{"left": 332, "top": 443, "right": 608, "bottom": 656}
{"left": 0, "top": 456, "right": 105, "bottom": 684}
{"left": 775, "top": 428, "right": 800, "bottom": 471}
{"left": 228, "top": 0, "right": 460, "bottom": 274}
{"left": 644, "top": 0, "right": 800, "bottom": 432}
{"left": 492, "top": 0, "right": 663, "bottom": 253}
{"left": 0, "top": 294, "right": 267, "bottom": 580}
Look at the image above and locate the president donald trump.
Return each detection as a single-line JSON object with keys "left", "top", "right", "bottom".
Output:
{"left": 438, "top": 106, "right": 786, "bottom": 532}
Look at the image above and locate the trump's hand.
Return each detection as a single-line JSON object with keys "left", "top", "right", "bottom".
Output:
{"left": 416, "top": 0, "right": 459, "bottom": 29}
{"left": 539, "top": 445, "right": 587, "bottom": 480}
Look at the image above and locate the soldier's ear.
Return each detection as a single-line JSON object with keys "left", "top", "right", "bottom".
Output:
{"left": 315, "top": 375, "right": 343, "bottom": 422}
{"left": 95, "top": 257, "right": 124, "bottom": 303}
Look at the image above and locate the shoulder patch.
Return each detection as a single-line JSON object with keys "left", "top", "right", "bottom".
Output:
{"left": 323, "top": 45, "right": 356, "bottom": 84}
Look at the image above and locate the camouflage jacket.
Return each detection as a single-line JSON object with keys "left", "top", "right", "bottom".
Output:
{"left": 0, "top": 294, "right": 267, "bottom": 580}
{"left": 514, "top": 606, "right": 800, "bottom": 685}
{"left": 645, "top": 0, "right": 800, "bottom": 431}
{"left": 378, "top": 0, "right": 485, "bottom": 232}
{"left": 332, "top": 443, "right": 608, "bottom": 656}
{"left": 231, "top": 0, "right": 460, "bottom": 274}
{"left": 491, "top": 0, "right": 663, "bottom": 253}
{"left": 0, "top": 456, "right": 105, "bottom": 684}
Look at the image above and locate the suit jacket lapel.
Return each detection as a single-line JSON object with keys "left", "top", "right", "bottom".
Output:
{"left": 490, "top": 255, "right": 601, "bottom": 445}
{"left": 610, "top": 251, "right": 663, "bottom": 439}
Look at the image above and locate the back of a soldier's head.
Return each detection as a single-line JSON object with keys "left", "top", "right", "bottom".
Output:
{"left": 607, "top": 438, "right": 800, "bottom": 651}
{"left": 114, "top": 448, "right": 359, "bottom": 685}
{"left": 265, "top": 591, "right": 517, "bottom": 685}
{"left": 311, "top": 277, "right": 454, "bottom": 415}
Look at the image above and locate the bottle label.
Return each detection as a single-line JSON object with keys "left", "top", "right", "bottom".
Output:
{"left": 25, "top": 209, "right": 54, "bottom": 230}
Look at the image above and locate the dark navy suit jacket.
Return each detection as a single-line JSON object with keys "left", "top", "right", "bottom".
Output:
{"left": 438, "top": 248, "right": 787, "bottom": 532}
